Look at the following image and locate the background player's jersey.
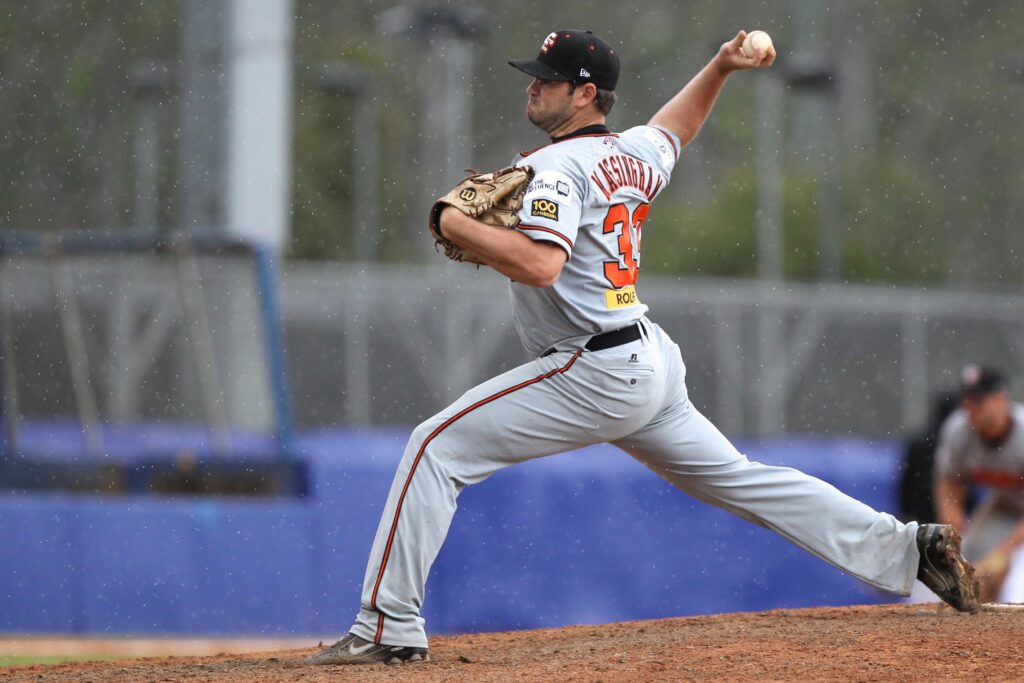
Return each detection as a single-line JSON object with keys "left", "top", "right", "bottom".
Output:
{"left": 935, "top": 403, "right": 1024, "bottom": 513}
{"left": 509, "top": 125, "right": 680, "bottom": 356}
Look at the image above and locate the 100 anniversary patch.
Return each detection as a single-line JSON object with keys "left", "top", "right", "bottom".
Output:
{"left": 531, "top": 198, "right": 559, "bottom": 220}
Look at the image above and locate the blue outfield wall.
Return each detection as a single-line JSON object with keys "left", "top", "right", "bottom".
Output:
{"left": 0, "top": 431, "right": 907, "bottom": 635}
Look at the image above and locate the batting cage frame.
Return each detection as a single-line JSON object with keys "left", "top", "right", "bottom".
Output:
{"left": 0, "top": 230, "right": 298, "bottom": 495}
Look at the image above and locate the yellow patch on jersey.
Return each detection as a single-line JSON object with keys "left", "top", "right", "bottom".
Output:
{"left": 530, "top": 198, "right": 559, "bottom": 221}
{"left": 605, "top": 285, "right": 640, "bottom": 309}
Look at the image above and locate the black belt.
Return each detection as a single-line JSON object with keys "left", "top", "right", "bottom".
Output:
{"left": 541, "top": 322, "right": 643, "bottom": 357}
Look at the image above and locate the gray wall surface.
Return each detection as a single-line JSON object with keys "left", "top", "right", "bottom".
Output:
{"left": 4, "top": 254, "right": 1021, "bottom": 440}
{"left": 280, "top": 263, "right": 1024, "bottom": 437}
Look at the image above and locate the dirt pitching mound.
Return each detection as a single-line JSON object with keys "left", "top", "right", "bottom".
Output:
{"left": 5, "top": 604, "right": 1023, "bottom": 682}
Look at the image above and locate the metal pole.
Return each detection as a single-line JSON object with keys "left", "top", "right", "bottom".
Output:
{"left": 252, "top": 248, "right": 295, "bottom": 451}
{"left": 342, "top": 274, "right": 372, "bottom": 425}
{"left": 174, "top": 246, "right": 231, "bottom": 452}
{"left": 133, "top": 102, "right": 160, "bottom": 231}
{"left": 756, "top": 75, "right": 785, "bottom": 281}
{"left": 789, "top": 0, "right": 841, "bottom": 282}
{"left": 713, "top": 305, "right": 744, "bottom": 435}
{"left": 819, "top": 93, "right": 843, "bottom": 281}
{"left": 440, "top": 36, "right": 474, "bottom": 188}
{"left": 385, "top": 6, "right": 485, "bottom": 259}
{"left": 47, "top": 252, "right": 103, "bottom": 455}
{"left": 755, "top": 288, "right": 786, "bottom": 437}
{"left": 755, "top": 74, "right": 787, "bottom": 436}
{"left": 353, "top": 90, "right": 380, "bottom": 262}
{"left": 224, "top": 0, "right": 294, "bottom": 253}
{"left": 179, "top": 0, "right": 225, "bottom": 231}
{"left": 315, "top": 62, "right": 381, "bottom": 262}
{"left": 0, "top": 256, "right": 20, "bottom": 455}
{"left": 901, "top": 310, "right": 929, "bottom": 432}
{"left": 417, "top": 34, "right": 476, "bottom": 258}
{"left": 131, "top": 60, "right": 173, "bottom": 232}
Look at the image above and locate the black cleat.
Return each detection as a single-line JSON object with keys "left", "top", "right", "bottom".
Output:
{"left": 307, "top": 632, "right": 429, "bottom": 666}
{"left": 916, "top": 524, "right": 980, "bottom": 612}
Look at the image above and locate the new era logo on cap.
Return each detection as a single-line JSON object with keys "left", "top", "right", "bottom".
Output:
{"left": 509, "top": 29, "right": 620, "bottom": 91}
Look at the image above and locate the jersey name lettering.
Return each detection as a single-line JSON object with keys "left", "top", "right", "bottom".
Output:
{"left": 590, "top": 154, "right": 665, "bottom": 201}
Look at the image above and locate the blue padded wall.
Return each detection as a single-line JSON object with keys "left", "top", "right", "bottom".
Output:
{"left": 0, "top": 432, "right": 906, "bottom": 635}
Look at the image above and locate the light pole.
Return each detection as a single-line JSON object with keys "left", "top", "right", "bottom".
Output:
{"left": 130, "top": 61, "right": 173, "bottom": 232}
{"left": 787, "top": 61, "right": 840, "bottom": 281}
{"left": 378, "top": 5, "right": 487, "bottom": 257}
{"left": 755, "top": 73, "right": 785, "bottom": 282}
{"left": 754, "top": 58, "right": 838, "bottom": 437}
{"left": 315, "top": 63, "right": 381, "bottom": 262}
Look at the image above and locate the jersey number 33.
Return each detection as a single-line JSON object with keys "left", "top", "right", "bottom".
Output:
{"left": 602, "top": 202, "right": 650, "bottom": 289}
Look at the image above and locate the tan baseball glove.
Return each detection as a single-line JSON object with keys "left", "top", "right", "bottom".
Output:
{"left": 428, "top": 165, "right": 535, "bottom": 264}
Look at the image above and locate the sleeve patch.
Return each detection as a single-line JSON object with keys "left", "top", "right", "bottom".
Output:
{"left": 530, "top": 198, "right": 560, "bottom": 221}
{"left": 644, "top": 126, "right": 678, "bottom": 166}
{"left": 525, "top": 170, "right": 574, "bottom": 202}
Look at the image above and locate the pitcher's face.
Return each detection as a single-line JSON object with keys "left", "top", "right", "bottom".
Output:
{"left": 525, "top": 78, "right": 574, "bottom": 133}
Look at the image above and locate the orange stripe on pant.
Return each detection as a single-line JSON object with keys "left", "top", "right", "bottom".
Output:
{"left": 370, "top": 350, "right": 583, "bottom": 643}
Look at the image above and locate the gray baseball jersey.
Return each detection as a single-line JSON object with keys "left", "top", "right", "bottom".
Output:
{"left": 346, "top": 124, "right": 922, "bottom": 648}
{"left": 935, "top": 404, "right": 1024, "bottom": 513}
{"left": 508, "top": 125, "right": 677, "bottom": 355}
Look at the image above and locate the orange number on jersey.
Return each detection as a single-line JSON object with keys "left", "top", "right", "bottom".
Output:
{"left": 602, "top": 202, "right": 650, "bottom": 289}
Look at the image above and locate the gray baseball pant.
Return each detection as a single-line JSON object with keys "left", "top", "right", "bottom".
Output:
{"left": 350, "top": 319, "right": 920, "bottom": 647}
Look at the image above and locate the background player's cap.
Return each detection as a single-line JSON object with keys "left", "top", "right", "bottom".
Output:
{"left": 509, "top": 29, "right": 620, "bottom": 91}
{"left": 960, "top": 363, "right": 1007, "bottom": 399}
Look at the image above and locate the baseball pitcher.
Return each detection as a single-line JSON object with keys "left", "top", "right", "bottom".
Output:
{"left": 310, "top": 28, "right": 979, "bottom": 666}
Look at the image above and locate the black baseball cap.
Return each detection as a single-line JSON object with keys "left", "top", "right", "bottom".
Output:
{"left": 509, "top": 29, "right": 620, "bottom": 91}
{"left": 960, "top": 363, "right": 1007, "bottom": 399}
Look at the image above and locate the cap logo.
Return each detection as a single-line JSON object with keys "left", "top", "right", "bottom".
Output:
{"left": 540, "top": 32, "right": 557, "bottom": 54}
{"left": 580, "top": 68, "right": 590, "bottom": 77}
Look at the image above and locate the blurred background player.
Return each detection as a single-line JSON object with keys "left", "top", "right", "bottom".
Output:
{"left": 929, "top": 364, "right": 1024, "bottom": 602}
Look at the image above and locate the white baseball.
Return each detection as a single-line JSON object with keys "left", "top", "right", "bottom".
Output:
{"left": 741, "top": 30, "right": 773, "bottom": 58}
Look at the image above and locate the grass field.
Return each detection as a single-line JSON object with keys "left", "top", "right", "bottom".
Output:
{"left": 0, "top": 655, "right": 135, "bottom": 666}
{"left": 0, "top": 636, "right": 319, "bottom": 671}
